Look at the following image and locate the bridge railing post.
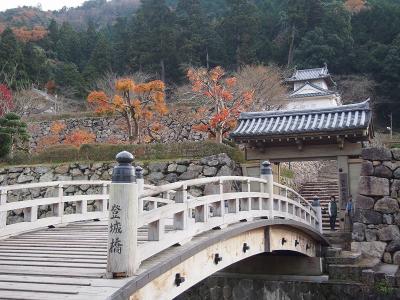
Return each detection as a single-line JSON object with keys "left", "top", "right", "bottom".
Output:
{"left": 107, "top": 151, "right": 138, "bottom": 277}
{"left": 53, "top": 183, "right": 64, "bottom": 218}
{"left": 312, "top": 199, "right": 323, "bottom": 233}
{"left": 136, "top": 166, "right": 144, "bottom": 213}
{"left": 260, "top": 161, "right": 274, "bottom": 219}
{"left": 0, "top": 189, "right": 7, "bottom": 229}
{"left": 101, "top": 183, "right": 108, "bottom": 213}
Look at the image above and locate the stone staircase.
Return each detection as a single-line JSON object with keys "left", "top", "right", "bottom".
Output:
{"left": 300, "top": 181, "right": 339, "bottom": 231}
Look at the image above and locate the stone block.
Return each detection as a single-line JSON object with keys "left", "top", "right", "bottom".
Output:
{"left": 167, "top": 163, "right": 178, "bottom": 173}
{"left": 179, "top": 170, "right": 200, "bottom": 181}
{"left": 374, "top": 197, "right": 399, "bottom": 214}
{"left": 148, "top": 162, "right": 167, "bottom": 173}
{"left": 394, "top": 169, "right": 400, "bottom": 180}
{"left": 362, "top": 147, "right": 393, "bottom": 161}
{"left": 176, "top": 165, "right": 187, "bottom": 174}
{"left": 384, "top": 214, "right": 394, "bottom": 224}
{"left": 383, "top": 252, "right": 393, "bottom": 264}
{"left": 351, "top": 241, "right": 386, "bottom": 259}
{"left": 203, "top": 166, "right": 217, "bottom": 177}
{"left": 360, "top": 161, "right": 374, "bottom": 176}
{"left": 392, "top": 148, "right": 400, "bottom": 160}
{"left": 39, "top": 172, "right": 54, "bottom": 182}
{"left": 393, "top": 251, "right": 400, "bottom": 265}
{"left": 33, "top": 166, "right": 50, "bottom": 174}
{"left": 165, "top": 173, "right": 178, "bottom": 183}
{"left": 386, "top": 239, "right": 400, "bottom": 253}
{"left": 365, "top": 229, "right": 378, "bottom": 241}
{"left": 355, "top": 195, "right": 375, "bottom": 210}
{"left": 352, "top": 223, "right": 366, "bottom": 241}
{"left": 358, "top": 176, "right": 389, "bottom": 196}
{"left": 148, "top": 172, "right": 165, "bottom": 182}
{"left": 17, "top": 174, "right": 34, "bottom": 183}
{"left": 217, "top": 165, "right": 232, "bottom": 176}
{"left": 374, "top": 165, "right": 393, "bottom": 178}
{"left": 377, "top": 225, "right": 400, "bottom": 242}
{"left": 354, "top": 209, "right": 382, "bottom": 225}
{"left": 54, "top": 165, "right": 69, "bottom": 174}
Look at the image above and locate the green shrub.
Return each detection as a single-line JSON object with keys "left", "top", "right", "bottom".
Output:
{"left": 3, "top": 141, "right": 245, "bottom": 166}
{"left": 0, "top": 132, "right": 11, "bottom": 158}
{"left": 374, "top": 279, "right": 394, "bottom": 296}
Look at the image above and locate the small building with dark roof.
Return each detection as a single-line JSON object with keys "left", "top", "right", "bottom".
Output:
{"left": 231, "top": 66, "right": 375, "bottom": 231}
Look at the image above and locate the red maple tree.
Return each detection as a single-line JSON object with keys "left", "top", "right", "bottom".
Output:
{"left": 0, "top": 84, "right": 13, "bottom": 117}
{"left": 187, "top": 67, "right": 253, "bottom": 143}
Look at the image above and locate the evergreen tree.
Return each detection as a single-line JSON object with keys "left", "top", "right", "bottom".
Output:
{"left": 219, "top": 0, "right": 261, "bottom": 69}
{"left": 0, "top": 113, "right": 29, "bottom": 158}
{"left": 129, "top": 0, "right": 178, "bottom": 82}
{"left": 0, "top": 28, "right": 26, "bottom": 86}
{"left": 176, "top": 0, "right": 211, "bottom": 67}
{"left": 83, "top": 33, "right": 112, "bottom": 81}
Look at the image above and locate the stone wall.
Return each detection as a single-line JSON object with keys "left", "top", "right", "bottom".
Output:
{"left": 175, "top": 275, "right": 398, "bottom": 300}
{"left": 352, "top": 147, "right": 400, "bottom": 263}
{"left": 28, "top": 116, "right": 207, "bottom": 150}
{"left": 0, "top": 153, "right": 239, "bottom": 224}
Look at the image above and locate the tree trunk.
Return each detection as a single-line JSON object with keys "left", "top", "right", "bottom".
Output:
{"left": 236, "top": 33, "right": 241, "bottom": 71}
{"left": 287, "top": 25, "right": 296, "bottom": 68}
{"left": 206, "top": 47, "right": 209, "bottom": 69}
{"left": 160, "top": 59, "right": 165, "bottom": 83}
{"left": 215, "top": 129, "right": 223, "bottom": 144}
{"left": 125, "top": 115, "right": 134, "bottom": 142}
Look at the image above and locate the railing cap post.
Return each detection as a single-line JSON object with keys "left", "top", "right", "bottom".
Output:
{"left": 135, "top": 166, "right": 144, "bottom": 179}
{"left": 112, "top": 151, "right": 136, "bottom": 183}
{"left": 260, "top": 160, "right": 272, "bottom": 175}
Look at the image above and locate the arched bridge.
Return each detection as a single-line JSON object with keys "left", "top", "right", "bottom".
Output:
{"left": 0, "top": 162, "right": 327, "bottom": 300}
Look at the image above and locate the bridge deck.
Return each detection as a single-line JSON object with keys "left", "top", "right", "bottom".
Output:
{"left": 0, "top": 221, "right": 130, "bottom": 300}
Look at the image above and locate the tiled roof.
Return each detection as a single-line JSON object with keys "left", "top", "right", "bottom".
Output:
{"left": 231, "top": 100, "right": 372, "bottom": 139}
{"left": 286, "top": 67, "right": 330, "bottom": 82}
{"left": 288, "top": 82, "right": 336, "bottom": 98}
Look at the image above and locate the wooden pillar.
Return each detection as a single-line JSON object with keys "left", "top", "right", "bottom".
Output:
{"left": 337, "top": 155, "right": 349, "bottom": 231}
{"left": 107, "top": 151, "right": 138, "bottom": 277}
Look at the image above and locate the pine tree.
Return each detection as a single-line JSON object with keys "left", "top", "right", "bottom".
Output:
{"left": 0, "top": 113, "right": 29, "bottom": 158}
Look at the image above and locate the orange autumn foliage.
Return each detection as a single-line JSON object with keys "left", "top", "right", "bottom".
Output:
{"left": 87, "top": 77, "right": 168, "bottom": 143}
{"left": 345, "top": 0, "right": 367, "bottom": 13}
{"left": 64, "top": 129, "right": 96, "bottom": 147}
{"left": 187, "top": 66, "right": 254, "bottom": 143}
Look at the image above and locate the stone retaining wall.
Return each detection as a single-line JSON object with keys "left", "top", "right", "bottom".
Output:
{"left": 352, "top": 147, "right": 400, "bottom": 263}
{"left": 175, "top": 275, "right": 397, "bottom": 300}
{"left": 28, "top": 116, "right": 207, "bottom": 150}
{"left": 0, "top": 153, "right": 240, "bottom": 224}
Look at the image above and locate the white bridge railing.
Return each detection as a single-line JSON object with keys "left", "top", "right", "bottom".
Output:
{"left": 136, "top": 176, "right": 320, "bottom": 263}
{"left": 0, "top": 180, "right": 158, "bottom": 238}
{"left": 0, "top": 157, "right": 322, "bottom": 277}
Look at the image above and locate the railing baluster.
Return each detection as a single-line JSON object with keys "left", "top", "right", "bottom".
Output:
{"left": 148, "top": 218, "right": 165, "bottom": 241}
{"left": 101, "top": 183, "right": 108, "bottom": 213}
{"left": 53, "top": 184, "right": 64, "bottom": 218}
{"left": 195, "top": 204, "right": 207, "bottom": 222}
{"left": 173, "top": 186, "right": 188, "bottom": 230}
{"left": 24, "top": 205, "right": 37, "bottom": 223}
{"left": 0, "top": 189, "right": 7, "bottom": 229}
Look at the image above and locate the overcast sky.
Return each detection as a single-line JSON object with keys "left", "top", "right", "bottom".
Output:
{"left": 0, "top": 1, "right": 87, "bottom": 12}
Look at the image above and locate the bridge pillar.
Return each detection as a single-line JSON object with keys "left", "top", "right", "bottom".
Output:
{"left": 107, "top": 151, "right": 138, "bottom": 278}
{"left": 260, "top": 161, "right": 274, "bottom": 219}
